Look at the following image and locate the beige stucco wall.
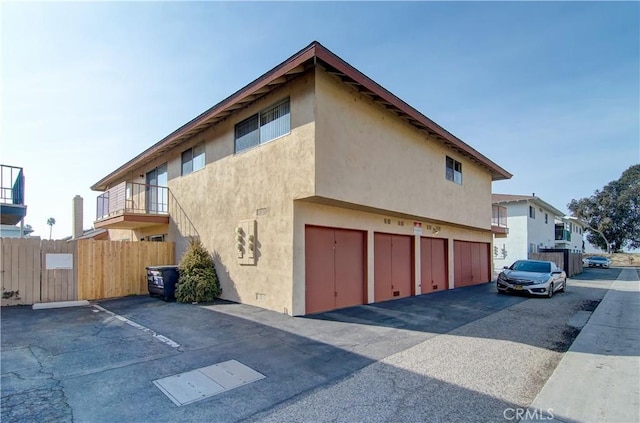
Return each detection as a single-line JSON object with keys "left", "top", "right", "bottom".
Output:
{"left": 314, "top": 68, "right": 493, "bottom": 230}
{"left": 104, "top": 226, "right": 170, "bottom": 242}
{"left": 159, "top": 73, "right": 316, "bottom": 313}
{"left": 99, "top": 66, "right": 500, "bottom": 315}
{"left": 107, "top": 229, "right": 134, "bottom": 241}
{"left": 292, "top": 201, "right": 493, "bottom": 315}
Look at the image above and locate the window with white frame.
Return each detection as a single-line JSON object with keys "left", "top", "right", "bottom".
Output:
{"left": 235, "top": 98, "right": 290, "bottom": 153}
{"left": 545, "top": 213, "right": 548, "bottom": 224}
{"left": 529, "top": 206, "right": 536, "bottom": 219}
{"left": 445, "top": 156, "right": 462, "bottom": 184}
{"left": 182, "top": 142, "right": 205, "bottom": 176}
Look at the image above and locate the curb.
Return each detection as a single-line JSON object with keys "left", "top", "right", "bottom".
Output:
{"left": 32, "top": 300, "right": 90, "bottom": 310}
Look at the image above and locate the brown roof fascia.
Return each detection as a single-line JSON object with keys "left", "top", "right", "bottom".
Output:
{"left": 312, "top": 43, "right": 512, "bottom": 181}
{"left": 92, "top": 41, "right": 512, "bottom": 190}
{"left": 91, "top": 42, "right": 319, "bottom": 191}
{"left": 492, "top": 194, "right": 533, "bottom": 203}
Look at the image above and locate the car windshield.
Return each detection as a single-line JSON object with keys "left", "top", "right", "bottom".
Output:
{"left": 590, "top": 257, "right": 608, "bottom": 261}
{"left": 510, "top": 261, "right": 551, "bottom": 273}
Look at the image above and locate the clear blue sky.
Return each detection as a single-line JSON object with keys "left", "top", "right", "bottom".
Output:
{"left": 2, "top": 2, "right": 638, "bottom": 239}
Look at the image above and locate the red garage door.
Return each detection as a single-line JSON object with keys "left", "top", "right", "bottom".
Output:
{"left": 453, "top": 241, "right": 490, "bottom": 287}
{"left": 374, "top": 233, "right": 413, "bottom": 302}
{"left": 420, "top": 237, "right": 448, "bottom": 294}
{"left": 305, "top": 226, "right": 366, "bottom": 314}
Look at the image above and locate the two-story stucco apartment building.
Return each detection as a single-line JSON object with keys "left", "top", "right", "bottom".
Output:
{"left": 92, "top": 42, "right": 511, "bottom": 316}
{"left": 492, "top": 194, "right": 584, "bottom": 271}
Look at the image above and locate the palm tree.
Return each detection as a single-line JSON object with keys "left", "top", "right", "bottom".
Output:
{"left": 46, "top": 217, "right": 56, "bottom": 240}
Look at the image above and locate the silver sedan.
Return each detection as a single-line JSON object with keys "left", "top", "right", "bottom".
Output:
{"left": 584, "top": 256, "right": 611, "bottom": 268}
{"left": 497, "top": 260, "right": 567, "bottom": 298}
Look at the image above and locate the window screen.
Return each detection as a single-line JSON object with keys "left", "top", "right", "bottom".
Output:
{"left": 235, "top": 99, "right": 290, "bottom": 153}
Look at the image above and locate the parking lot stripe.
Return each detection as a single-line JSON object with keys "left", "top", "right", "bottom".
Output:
{"left": 93, "top": 305, "right": 181, "bottom": 349}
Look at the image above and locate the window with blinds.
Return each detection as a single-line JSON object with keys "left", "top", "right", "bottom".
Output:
{"left": 235, "top": 98, "right": 290, "bottom": 153}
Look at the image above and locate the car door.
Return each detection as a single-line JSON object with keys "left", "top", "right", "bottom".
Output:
{"left": 552, "top": 263, "right": 563, "bottom": 289}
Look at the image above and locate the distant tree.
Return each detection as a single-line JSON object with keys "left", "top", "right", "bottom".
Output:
{"left": 46, "top": 217, "right": 56, "bottom": 240}
{"left": 23, "top": 224, "right": 34, "bottom": 236}
{"left": 568, "top": 165, "right": 639, "bottom": 252}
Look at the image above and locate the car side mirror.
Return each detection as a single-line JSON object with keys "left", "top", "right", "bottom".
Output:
{"left": 551, "top": 270, "right": 562, "bottom": 275}
{"left": 503, "top": 266, "right": 509, "bottom": 269}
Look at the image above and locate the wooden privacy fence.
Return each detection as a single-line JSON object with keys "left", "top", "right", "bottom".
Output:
{"left": 529, "top": 250, "right": 583, "bottom": 277}
{"left": 77, "top": 239, "right": 174, "bottom": 300}
{"left": 1, "top": 238, "right": 174, "bottom": 306}
{"left": 1, "top": 238, "right": 77, "bottom": 306}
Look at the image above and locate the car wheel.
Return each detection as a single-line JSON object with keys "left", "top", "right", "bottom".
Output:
{"left": 559, "top": 279, "right": 566, "bottom": 293}
{"left": 547, "top": 283, "right": 554, "bottom": 298}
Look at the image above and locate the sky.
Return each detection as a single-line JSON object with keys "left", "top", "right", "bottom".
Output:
{"left": 1, "top": 1, "right": 639, "bottom": 241}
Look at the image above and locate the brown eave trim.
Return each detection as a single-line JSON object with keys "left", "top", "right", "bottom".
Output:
{"left": 313, "top": 44, "right": 512, "bottom": 181}
{"left": 91, "top": 42, "right": 319, "bottom": 191}
{"left": 92, "top": 41, "right": 512, "bottom": 190}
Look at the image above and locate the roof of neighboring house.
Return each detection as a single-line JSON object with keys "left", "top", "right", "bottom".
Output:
{"left": 492, "top": 194, "right": 565, "bottom": 217}
{"left": 492, "top": 194, "right": 532, "bottom": 203}
{"left": 92, "top": 41, "right": 512, "bottom": 191}
{"left": 61, "top": 228, "right": 108, "bottom": 241}
{"left": 557, "top": 215, "right": 586, "bottom": 227}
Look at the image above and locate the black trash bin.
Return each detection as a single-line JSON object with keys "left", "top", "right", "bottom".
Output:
{"left": 147, "top": 265, "right": 179, "bottom": 301}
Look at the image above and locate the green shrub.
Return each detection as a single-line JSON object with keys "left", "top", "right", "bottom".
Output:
{"left": 176, "top": 238, "right": 221, "bottom": 303}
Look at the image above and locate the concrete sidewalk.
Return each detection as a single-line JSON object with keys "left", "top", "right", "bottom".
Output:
{"left": 525, "top": 268, "right": 640, "bottom": 423}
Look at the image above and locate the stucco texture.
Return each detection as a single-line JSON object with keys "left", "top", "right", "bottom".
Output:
{"left": 102, "top": 67, "right": 499, "bottom": 315}
{"left": 165, "top": 73, "right": 315, "bottom": 314}
{"left": 314, "top": 69, "right": 493, "bottom": 231}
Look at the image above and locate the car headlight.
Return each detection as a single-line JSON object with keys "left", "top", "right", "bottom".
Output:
{"left": 497, "top": 273, "right": 507, "bottom": 282}
{"left": 532, "top": 278, "right": 549, "bottom": 285}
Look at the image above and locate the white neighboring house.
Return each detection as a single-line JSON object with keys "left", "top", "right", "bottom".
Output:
{"left": 491, "top": 194, "right": 581, "bottom": 271}
{"left": 554, "top": 217, "right": 585, "bottom": 253}
{"left": 0, "top": 224, "right": 33, "bottom": 238}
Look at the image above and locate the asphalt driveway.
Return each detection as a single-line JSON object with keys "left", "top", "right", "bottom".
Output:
{"left": 1, "top": 268, "right": 619, "bottom": 422}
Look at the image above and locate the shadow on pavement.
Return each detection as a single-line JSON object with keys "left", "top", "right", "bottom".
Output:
{"left": 2, "top": 297, "right": 531, "bottom": 423}
{"left": 1, "top": 266, "right": 634, "bottom": 422}
{"left": 303, "top": 273, "right": 614, "bottom": 354}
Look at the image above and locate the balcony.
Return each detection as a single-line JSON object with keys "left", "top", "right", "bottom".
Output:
{"left": 555, "top": 225, "right": 571, "bottom": 244}
{"left": 94, "top": 181, "right": 170, "bottom": 230}
{"left": 0, "top": 164, "right": 27, "bottom": 225}
{"left": 491, "top": 205, "right": 508, "bottom": 237}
